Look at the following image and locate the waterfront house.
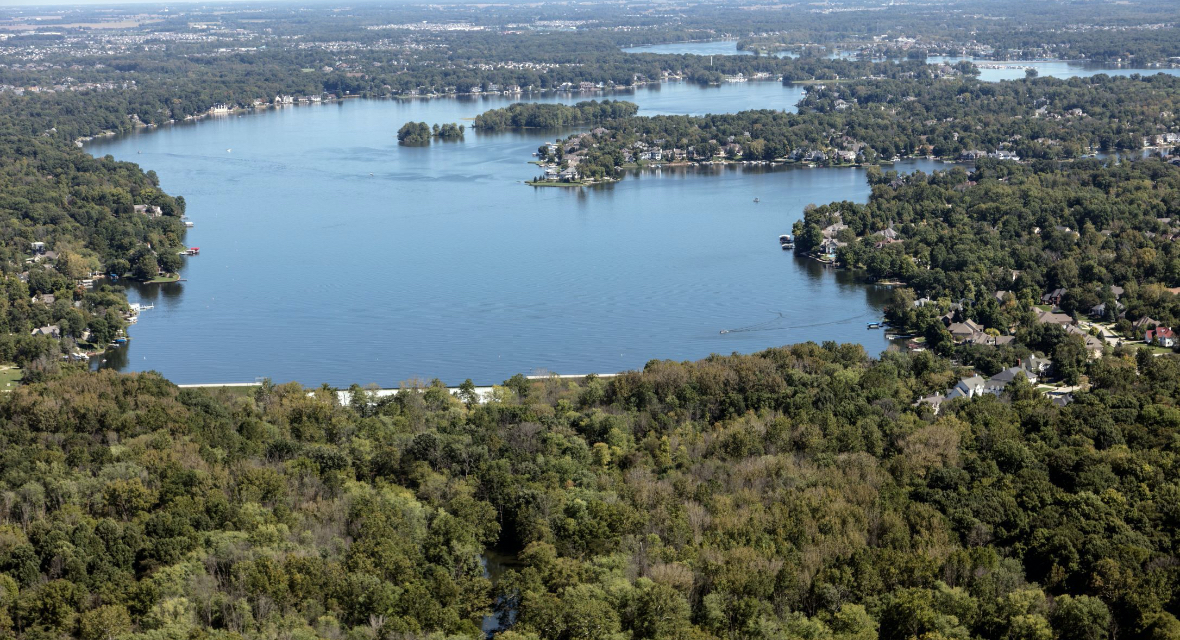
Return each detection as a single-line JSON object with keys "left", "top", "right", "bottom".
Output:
{"left": 818, "top": 238, "right": 846, "bottom": 258}
{"left": 134, "top": 204, "right": 163, "bottom": 218}
{"left": 805, "top": 150, "right": 828, "bottom": 163}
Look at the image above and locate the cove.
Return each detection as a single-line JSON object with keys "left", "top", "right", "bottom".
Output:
{"left": 86, "top": 83, "right": 943, "bottom": 387}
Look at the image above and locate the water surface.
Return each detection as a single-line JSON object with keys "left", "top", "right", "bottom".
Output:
{"left": 88, "top": 84, "right": 939, "bottom": 386}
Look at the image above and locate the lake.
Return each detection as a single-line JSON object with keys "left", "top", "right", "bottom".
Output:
{"left": 625, "top": 41, "right": 1180, "bottom": 83}
{"left": 87, "top": 82, "right": 942, "bottom": 387}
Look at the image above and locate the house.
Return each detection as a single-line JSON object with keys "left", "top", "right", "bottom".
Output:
{"left": 1146, "top": 326, "right": 1177, "bottom": 348}
{"left": 818, "top": 238, "right": 846, "bottom": 257}
{"left": 916, "top": 395, "right": 946, "bottom": 415}
{"left": 1133, "top": 316, "right": 1160, "bottom": 332}
{"left": 1022, "top": 356, "right": 1052, "bottom": 379}
{"left": 979, "top": 334, "right": 1015, "bottom": 347}
{"left": 821, "top": 222, "right": 848, "bottom": 238}
{"left": 984, "top": 367, "right": 1031, "bottom": 395}
{"left": 1041, "top": 288, "right": 1067, "bottom": 306}
{"left": 134, "top": 204, "right": 163, "bottom": 218}
{"left": 947, "top": 319, "right": 985, "bottom": 343}
{"left": 30, "top": 241, "right": 45, "bottom": 253}
{"left": 1066, "top": 324, "right": 1106, "bottom": 358}
{"left": 33, "top": 293, "right": 56, "bottom": 305}
{"left": 31, "top": 325, "right": 60, "bottom": 339}
{"left": 1034, "top": 309, "right": 1073, "bottom": 326}
{"left": 949, "top": 375, "right": 987, "bottom": 399}
{"left": 1049, "top": 393, "right": 1074, "bottom": 407}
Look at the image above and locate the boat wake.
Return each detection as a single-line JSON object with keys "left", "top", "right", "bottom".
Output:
{"left": 720, "top": 311, "right": 876, "bottom": 334}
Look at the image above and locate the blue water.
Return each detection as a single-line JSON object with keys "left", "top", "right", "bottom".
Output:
{"left": 623, "top": 40, "right": 755, "bottom": 56}
{"left": 87, "top": 82, "right": 941, "bottom": 387}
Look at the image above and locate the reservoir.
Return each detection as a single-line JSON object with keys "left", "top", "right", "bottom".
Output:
{"left": 87, "top": 81, "right": 941, "bottom": 386}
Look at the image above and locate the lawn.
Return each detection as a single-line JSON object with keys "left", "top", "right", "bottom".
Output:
{"left": 1131, "top": 343, "right": 1176, "bottom": 356}
{"left": 0, "top": 366, "right": 22, "bottom": 391}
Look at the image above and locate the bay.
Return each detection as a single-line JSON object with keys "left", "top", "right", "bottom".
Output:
{"left": 86, "top": 82, "right": 940, "bottom": 386}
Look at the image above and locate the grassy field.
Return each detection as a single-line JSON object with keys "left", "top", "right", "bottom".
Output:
{"left": 0, "top": 366, "right": 22, "bottom": 391}
{"left": 144, "top": 274, "right": 182, "bottom": 284}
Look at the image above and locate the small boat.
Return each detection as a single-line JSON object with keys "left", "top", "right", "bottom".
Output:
{"left": 778, "top": 234, "right": 795, "bottom": 249}
{"left": 866, "top": 322, "right": 882, "bottom": 329}
{"left": 753, "top": 198, "right": 760, "bottom": 203}
{"left": 184, "top": 220, "right": 194, "bottom": 227}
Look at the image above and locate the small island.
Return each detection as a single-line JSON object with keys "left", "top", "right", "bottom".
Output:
{"left": 397, "top": 121, "right": 465, "bottom": 145}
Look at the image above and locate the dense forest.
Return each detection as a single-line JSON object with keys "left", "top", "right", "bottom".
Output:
{"left": 1, "top": 344, "right": 1179, "bottom": 640}
{"left": 0, "top": 134, "right": 189, "bottom": 368}
{"left": 2, "top": 6, "right": 1180, "bottom": 639}
{"left": 787, "top": 159, "right": 1180, "bottom": 348}
{"left": 472, "top": 101, "right": 639, "bottom": 131}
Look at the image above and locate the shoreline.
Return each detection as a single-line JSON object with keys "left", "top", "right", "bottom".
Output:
{"left": 178, "top": 373, "right": 622, "bottom": 405}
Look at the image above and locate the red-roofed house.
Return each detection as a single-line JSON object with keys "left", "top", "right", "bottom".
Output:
{"left": 1146, "top": 327, "right": 1177, "bottom": 348}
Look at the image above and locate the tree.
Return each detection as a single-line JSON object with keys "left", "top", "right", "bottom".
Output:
{"left": 78, "top": 605, "right": 131, "bottom": 640}
{"left": 458, "top": 378, "right": 478, "bottom": 406}
{"left": 1052, "top": 336, "right": 1088, "bottom": 385}
{"left": 632, "top": 582, "right": 691, "bottom": 639}
{"left": 132, "top": 253, "right": 158, "bottom": 281}
{"left": 1050, "top": 596, "right": 1110, "bottom": 640}
{"left": 157, "top": 250, "right": 183, "bottom": 274}
{"left": 397, "top": 122, "right": 431, "bottom": 145}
